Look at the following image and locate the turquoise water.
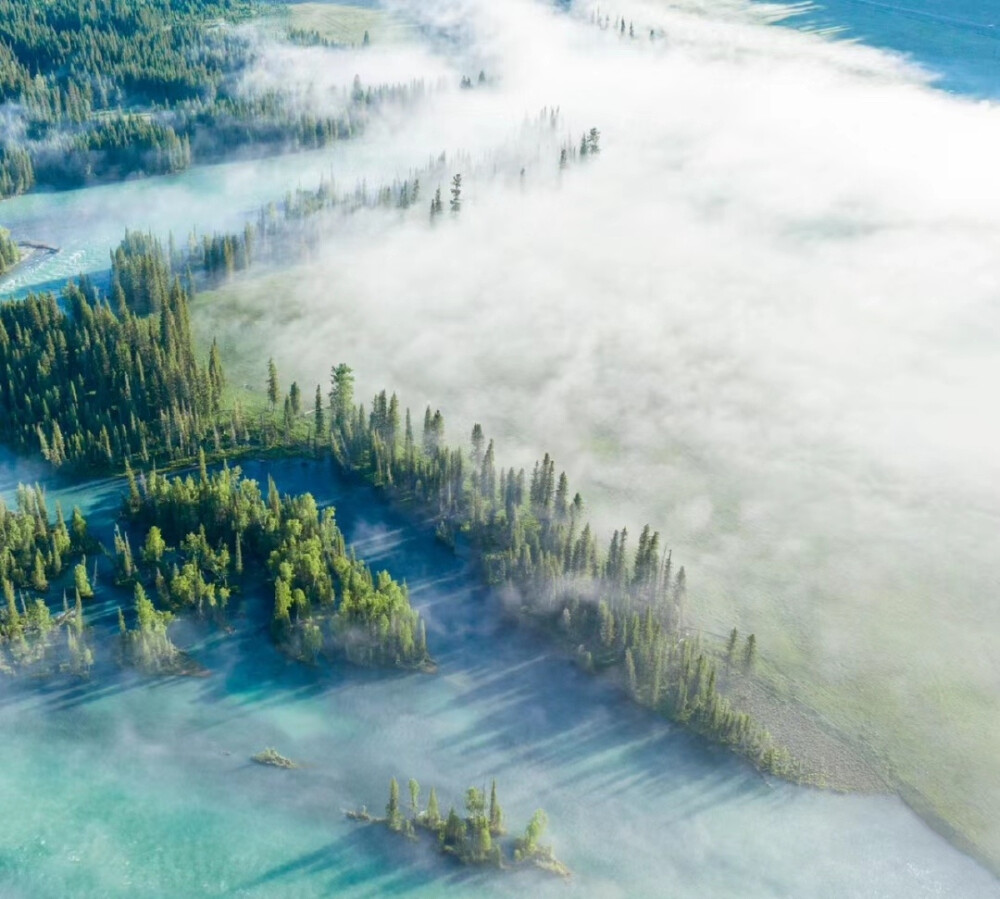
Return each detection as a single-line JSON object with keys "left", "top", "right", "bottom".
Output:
{"left": 0, "top": 147, "right": 349, "bottom": 298}
{"left": 768, "top": 0, "right": 1000, "bottom": 97}
{"left": 0, "top": 452, "right": 997, "bottom": 897}
{"left": 0, "top": 134, "right": 429, "bottom": 299}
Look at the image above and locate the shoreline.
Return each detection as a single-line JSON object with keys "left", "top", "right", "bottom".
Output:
{"left": 285, "top": 448, "right": 1000, "bottom": 879}
{"left": 0, "top": 441, "right": 997, "bottom": 879}
{"left": 0, "top": 241, "right": 60, "bottom": 288}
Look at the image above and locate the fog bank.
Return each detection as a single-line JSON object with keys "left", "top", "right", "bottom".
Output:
{"left": 195, "top": 0, "right": 1000, "bottom": 860}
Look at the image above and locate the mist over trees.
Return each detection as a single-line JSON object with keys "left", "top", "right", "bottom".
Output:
{"left": 291, "top": 365, "right": 799, "bottom": 777}
{"left": 0, "top": 189, "right": 800, "bottom": 781}
{"left": 125, "top": 461, "right": 430, "bottom": 668}
{"left": 0, "top": 486, "right": 96, "bottom": 676}
{"left": 0, "top": 0, "right": 430, "bottom": 197}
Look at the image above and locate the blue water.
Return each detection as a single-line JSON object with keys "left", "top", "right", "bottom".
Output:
{"left": 0, "top": 450, "right": 996, "bottom": 897}
{"left": 767, "top": 0, "right": 1000, "bottom": 97}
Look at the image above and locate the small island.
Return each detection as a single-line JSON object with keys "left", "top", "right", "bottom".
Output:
{"left": 251, "top": 748, "right": 299, "bottom": 769}
{"left": 347, "top": 777, "right": 570, "bottom": 877}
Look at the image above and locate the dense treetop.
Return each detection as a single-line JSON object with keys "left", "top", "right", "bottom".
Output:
{"left": 0, "top": 0, "right": 421, "bottom": 196}
{"left": 0, "top": 226, "right": 18, "bottom": 276}
{"left": 0, "top": 0, "right": 254, "bottom": 118}
{"left": 124, "top": 460, "right": 430, "bottom": 668}
{"left": 0, "top": 277, "right": 217, "bottom": 469}
{"left": 0, "top": 486, "right": 95, "bottom": 676}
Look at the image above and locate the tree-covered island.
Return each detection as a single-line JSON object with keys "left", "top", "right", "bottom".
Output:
{"left": 348, "top": 777, "right": 570, "bottom": 877}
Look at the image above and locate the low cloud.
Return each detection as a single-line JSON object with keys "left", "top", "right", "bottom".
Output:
{"left": 196, "top": 0, "right": 1000, "bottom": 853}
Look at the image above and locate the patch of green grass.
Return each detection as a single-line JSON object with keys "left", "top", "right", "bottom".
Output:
{"left": 279, "top": 2, "right": 414, "bottom": 46}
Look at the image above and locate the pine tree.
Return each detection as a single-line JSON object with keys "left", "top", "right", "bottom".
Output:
{"left": 408, "top": 778, "right": 420, "bottom": 817}
{"left": 142, "top": 526, "right": 167, "bottom": 565}
{"left": 74, "top": 562, "right": 94, "bottom": 599}
{"left": 427, "top": 787, "right": 441, "bottom": 827}
{"left": 208, "top": 338, "right": 225, "bottom": 407}
{"left": 488, "top": 779, "right": 504, "bottom": 836}
{"left": 588, "top": 127, "right": 601, "bottom": 155}
{"left": 32, "top": 550, "right": 48, "bottom": 592}
{"left": 442, "top": 807, "right": 466, "bottom": 851}
{"left": 625, "top": 647, "right": 638, "bottom": 699}
{"left": 726, "top": 627, "right": 738, "bottom": 672}
{"left": 387, "top": 777, "right": 403, "bottom": 831}
{"left": 267, "top": 358, "right": 279, "bottom": 410}
{"left": 314, "top": 385, "right": 325, "bottom": 438}
{"left": 330, "top": 363, "right": 354, "bottom": 430}
{"left": 743, "top": 633, "right": 757, "bottom": 673}
{"left": 518, "top": 809, "right": 547, "bottom": 857}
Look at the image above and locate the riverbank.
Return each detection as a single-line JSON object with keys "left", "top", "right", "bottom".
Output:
{"left": 0, "top": 241, "right": 60, "bottom": 287}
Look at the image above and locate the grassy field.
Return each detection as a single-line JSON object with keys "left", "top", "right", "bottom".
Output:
{"left": 271, "top": 2, "right": 415, "bottom": 46}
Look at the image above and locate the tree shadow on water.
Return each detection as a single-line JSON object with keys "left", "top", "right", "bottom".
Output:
{"left": 232, "top": 820, "right": 489, "bottom": 898}
{"left": 432, "top": 647, "right": 784, "bottom": 824}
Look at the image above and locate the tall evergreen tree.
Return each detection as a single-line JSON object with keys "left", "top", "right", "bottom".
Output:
{"left": 267, "top": 358, "right": 279, "bottom": 410}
